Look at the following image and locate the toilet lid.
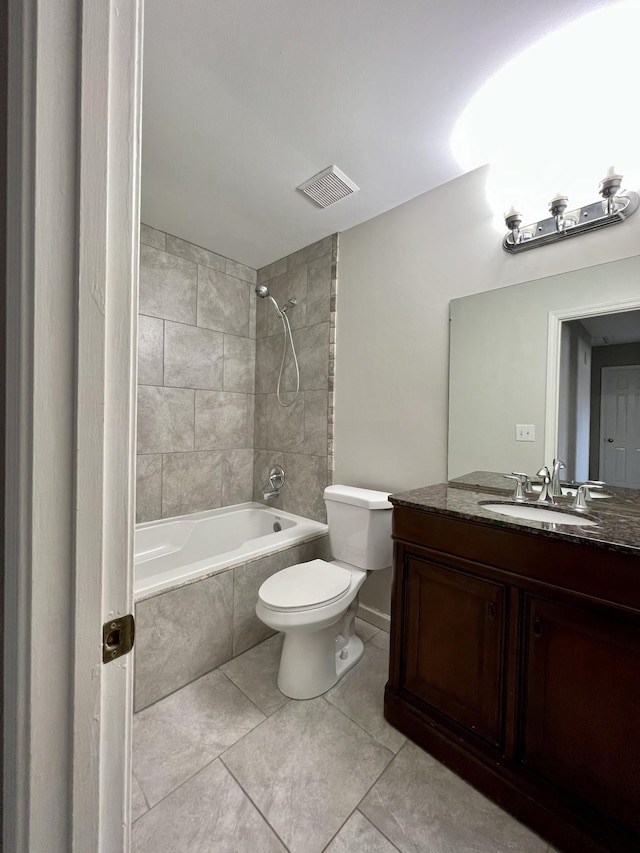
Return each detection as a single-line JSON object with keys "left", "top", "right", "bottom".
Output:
{"left": 258, "top": 560, "right": 352, "bottom": 611}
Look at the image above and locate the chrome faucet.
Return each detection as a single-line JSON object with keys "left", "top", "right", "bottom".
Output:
{"left": 263, "top": 465, "right": 285, "bottom": 501}
{"left": 550, "top": 459, "right": 566, "bottom": 499}
{"left": 536, "top": 466, "right": 554, "bottom": 505}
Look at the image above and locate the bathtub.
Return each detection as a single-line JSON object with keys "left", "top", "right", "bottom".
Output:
{"left": 133, "top": 501, "right": 330, "bottom": 710}
{"left": 135, "top": 501, "right": 328, "bottom": 600}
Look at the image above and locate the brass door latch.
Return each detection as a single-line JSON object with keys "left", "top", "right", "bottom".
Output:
{"left": 102, "top": 614, "right": 135, "bottom": 663}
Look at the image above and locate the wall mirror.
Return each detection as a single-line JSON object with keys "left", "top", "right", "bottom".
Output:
{"left": 448, "top": 255, "right": 640, "bottom": 489}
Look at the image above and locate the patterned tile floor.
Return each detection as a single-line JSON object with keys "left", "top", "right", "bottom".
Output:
{"left": 131, "top": 620, "right": 556, "bottom": 853}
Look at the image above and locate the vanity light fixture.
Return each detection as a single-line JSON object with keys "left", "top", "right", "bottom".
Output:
{"left": 503, "top": 168, "right": 639, "bottom": 253}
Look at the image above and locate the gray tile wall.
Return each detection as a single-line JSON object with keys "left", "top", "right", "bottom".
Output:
{"left": 137, "top": 225, "right": 257, "bottom": 522}
{"left": 254, "top": 235, "right": 338, "bottom": 522}
{"left": 137, "top": 227, "right": 337, "bottom": 524}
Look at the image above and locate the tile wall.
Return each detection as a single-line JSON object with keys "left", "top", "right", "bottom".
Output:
{"left": 136, "top": 225, "right": 337, "bottom": 525}
{"left": 254, "top": 235, "right": 338, "bottom": 523}
{"left": 136, "top": 224, "right": 257, "bottom": 522}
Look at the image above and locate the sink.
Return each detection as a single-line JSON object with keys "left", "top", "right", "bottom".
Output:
{"left": 530, "top": 484, "right": 612, "bottom": 500}
{"left": 480, "top": 502, "right": 597, "bottom": 527}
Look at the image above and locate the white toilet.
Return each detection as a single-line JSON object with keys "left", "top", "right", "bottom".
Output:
{"left": 255, "top": 485, "right": 392, "bottom": 700}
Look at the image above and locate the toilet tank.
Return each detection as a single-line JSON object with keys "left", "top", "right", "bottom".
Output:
{"left": 323, "top": 485, "right": 392, "bottom": 571}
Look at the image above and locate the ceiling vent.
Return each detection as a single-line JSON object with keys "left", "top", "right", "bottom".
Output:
{"left": 298, "top": 165, "right": 359, "bottom": 208}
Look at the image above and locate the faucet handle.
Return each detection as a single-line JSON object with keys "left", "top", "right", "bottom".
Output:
{"left": 536, "top": 466, "right": 550, "bottom": 482}
{"left": 571, "top": 484, "right": 590, "bottom": 513}
{"left": 511, "top": 472, "right": 532, "bottom": 491}
{"left": 583, "top": 481, "right": 604, "bottom": 499}
{"left": 504, "top": 473, "right": 528, "bottom": 503}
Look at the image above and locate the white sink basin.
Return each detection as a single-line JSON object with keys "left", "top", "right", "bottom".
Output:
{"left": 530, "top": 484, "right": 611, "bottom": 500}
{"left": 480, "top": 502, "right": 597, "bottom": 527}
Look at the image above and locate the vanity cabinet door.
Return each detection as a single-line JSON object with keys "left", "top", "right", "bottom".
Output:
{"left": 522, "top": 595, "right": 640, "bottom": 835}
{"left": 402, "top": 554, "right": 507, "bottom": 746}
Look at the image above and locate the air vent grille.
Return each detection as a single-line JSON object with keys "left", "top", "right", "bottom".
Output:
{"left": 298, "top": 165, "right": 359, "bottom": 208}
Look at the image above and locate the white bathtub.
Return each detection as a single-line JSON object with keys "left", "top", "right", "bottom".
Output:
{"left": 135, "top": 502, "right": 328, "bottom": 600}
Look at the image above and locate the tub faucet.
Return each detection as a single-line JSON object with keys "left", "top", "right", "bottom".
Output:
{"left": 263, "top": 465, "right": 285, "bottom": 501}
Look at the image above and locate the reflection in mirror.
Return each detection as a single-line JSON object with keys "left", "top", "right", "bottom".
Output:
{"left": 559, "top": 311, "right": 640, "bottom": 487}
{"left": 448, "top": 255, "right": 640, "bottom": 489}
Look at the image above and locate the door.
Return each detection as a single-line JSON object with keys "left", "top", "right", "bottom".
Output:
{"left": 5, "top": 2, "right": 142, "bottom": 851}
{"left": 599, "top": 365, "right": 640, "bottom": 487}
{"left": 403, "top": 555, "right": 507, "bottom": 746}
{"left": 521, "top": 595, "right": 640, "bottom": 835}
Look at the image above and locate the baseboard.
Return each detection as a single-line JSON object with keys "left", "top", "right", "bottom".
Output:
{"left": 357, "top": 602, "right": 390, "bottom": 632}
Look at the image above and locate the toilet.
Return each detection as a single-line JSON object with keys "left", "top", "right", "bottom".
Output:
{"left": 255, "top": 485, "right": 392, "bottom": 700}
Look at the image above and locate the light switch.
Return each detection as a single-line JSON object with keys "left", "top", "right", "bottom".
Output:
{"left": 515, "top": 424, "right": 535, "bottom": 442}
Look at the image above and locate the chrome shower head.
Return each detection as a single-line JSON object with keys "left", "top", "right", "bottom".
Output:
{"left": 255, "top": 284, "right": 270, "bottom": 298}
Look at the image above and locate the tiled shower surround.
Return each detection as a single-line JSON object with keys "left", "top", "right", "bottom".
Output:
{"left": 136, "top": 224, "right": 336, "bottom": 524}
{"left": 134, "top": 225, "right": 337, "bottom": 708}
{"left": 136, "top": 224, "right": 257, "bottom": 521}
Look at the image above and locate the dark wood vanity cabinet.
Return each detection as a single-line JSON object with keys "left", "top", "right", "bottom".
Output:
{"left": 403, "top": 555, "right": 507, "bottom": 747}
{"left": 521, "top": 595, "right": 640, "bottom": 836}
{"left": 385, "top": 504, "right": 640, "bottom": 853}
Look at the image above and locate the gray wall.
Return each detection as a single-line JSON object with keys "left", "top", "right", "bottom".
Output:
{"left": 136, "top": 226, "right": 335, "bottom": 524}
{"left": 136, "top": 224, "right": 257, "bottom": 521}
{"left": 254, "top": 235, "right": 337, "bottom": 523}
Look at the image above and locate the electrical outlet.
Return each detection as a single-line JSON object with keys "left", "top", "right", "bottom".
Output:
{"left": 516, "top": 424, "right": 535, "bottom": 442}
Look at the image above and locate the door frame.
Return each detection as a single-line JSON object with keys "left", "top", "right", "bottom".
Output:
{"left": 5, "top": 1, "right": 143, "bottom": 850}
{"left": 544, "top": 296, "right": 640, "bottom": 466}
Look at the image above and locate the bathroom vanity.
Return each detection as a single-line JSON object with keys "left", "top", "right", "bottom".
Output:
{"left": 384, "top": 480, "right": 640, "bottom": 853}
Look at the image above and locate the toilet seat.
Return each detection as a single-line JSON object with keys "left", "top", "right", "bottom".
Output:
{"left": 258, "top": 559, "right": 352, "bottom": 612}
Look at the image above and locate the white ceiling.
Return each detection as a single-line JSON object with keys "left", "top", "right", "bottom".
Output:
{"left": 141, "top": 0, "right": 610, "bottom": 270}
{"left": 580, "top": 311, "right": 640, "bottom": 346}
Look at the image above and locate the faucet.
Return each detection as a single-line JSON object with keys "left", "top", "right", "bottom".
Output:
{"left": 535, "top": 466, "right": 554, "bottom": 505}
{"left": 550, "top": 459, "right": 566, "bottom": 499}
{"left": 263, "top": 465, "right": 285, "bottom": 501}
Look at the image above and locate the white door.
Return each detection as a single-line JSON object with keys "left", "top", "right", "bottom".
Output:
{"left": 5, "top": 1, "right": 142, "bottom": 851}
{"left": 599, "top": 366, "right": 640, "bottom": 487}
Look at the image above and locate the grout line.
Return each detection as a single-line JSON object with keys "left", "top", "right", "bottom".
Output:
{"left": 134, "top": 754, "right": 224, "bottom": 823}
{"left": 320, "top": 693, "right": 397, "bottom": 759}
{"left": 132, "top": 769, "right": 152, "bottom": 813}
{"left": 215, "top": 668, "right": 268, "bottom": 721}
{"left": 219, "top": 757, "right": 291, "bottom": 851}
{"left": 159, "top": 453, "right": 164, "bottom": 519}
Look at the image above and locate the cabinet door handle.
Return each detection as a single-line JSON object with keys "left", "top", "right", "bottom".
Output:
{"left": 487, "top": 601, "right": 497, "bottom": 620}
{"left": 533, "top": 616, "right": 543, "bottom": 638}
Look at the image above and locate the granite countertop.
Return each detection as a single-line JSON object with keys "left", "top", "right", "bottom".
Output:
{"left": 449, "top": 470, "right": 640, "bottom": 512}
{"left": 390, "top": 477, "right": 640, "bottom": 556}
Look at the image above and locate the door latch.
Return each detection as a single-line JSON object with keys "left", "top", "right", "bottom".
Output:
{"left": 102, "top": 614, "right": 135, "bottom": 663}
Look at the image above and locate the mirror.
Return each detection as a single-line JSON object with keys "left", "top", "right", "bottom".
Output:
{"left": 448, "top": 255, "right": 640, "bottom": 488}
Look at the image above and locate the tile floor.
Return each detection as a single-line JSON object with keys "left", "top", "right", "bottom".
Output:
{"left": 131, "top": 620, "right": 556, "bottom": 853}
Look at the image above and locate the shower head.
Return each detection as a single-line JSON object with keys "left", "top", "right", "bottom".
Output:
{"left": 255, "top": 284, "right": 270, "bottom": 298}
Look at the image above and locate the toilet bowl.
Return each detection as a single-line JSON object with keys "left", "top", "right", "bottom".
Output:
{"left": 255, "top": 485, "right": 392, "bottom": 700}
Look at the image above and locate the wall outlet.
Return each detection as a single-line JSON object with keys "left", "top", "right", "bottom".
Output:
{"left": 516, "top": 424, "right": 535, "bottom": 442}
